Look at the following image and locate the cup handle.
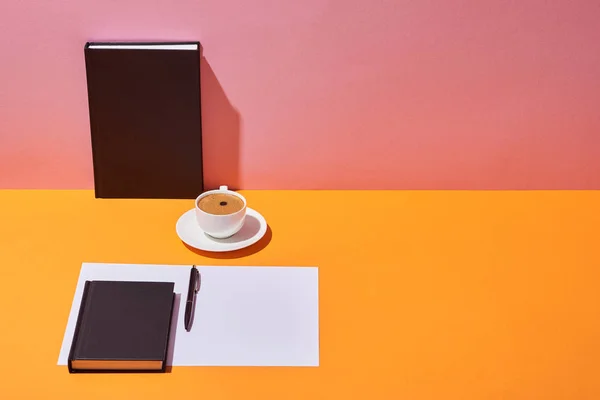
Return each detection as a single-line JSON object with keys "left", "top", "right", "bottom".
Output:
{"left": 220, "top": 185, "right": 228, "bottom": 191}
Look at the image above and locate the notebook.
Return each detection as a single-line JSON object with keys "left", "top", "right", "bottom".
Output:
{"left": 68, "top": 280, "right": 175, "bottom": 373}
{"left": 84, "top": 41, "right": 203, "bottom": 199}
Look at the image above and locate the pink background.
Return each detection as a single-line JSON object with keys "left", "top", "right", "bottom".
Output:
{"left": 1, "top": 0, "right": 599, "bottom": 190}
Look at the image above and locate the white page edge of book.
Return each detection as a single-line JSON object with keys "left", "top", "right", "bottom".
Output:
{"left": 88, "top": 44, "right": 198, "bottom": 50}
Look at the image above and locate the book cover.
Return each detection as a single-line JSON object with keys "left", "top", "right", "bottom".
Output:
{"left": 67, "top": 280, "right": 175, "bottom": 373}
{"left": 84, "top": 41, "right": 203, "bottom": 199}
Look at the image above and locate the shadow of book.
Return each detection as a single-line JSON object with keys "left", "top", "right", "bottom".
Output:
{"left": 201, "top": 56, "right": 242, "bottom": 191}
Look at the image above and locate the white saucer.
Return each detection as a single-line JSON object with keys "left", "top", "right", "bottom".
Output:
{"left": 176, "top": 207, "right": 268, "bottom": 252}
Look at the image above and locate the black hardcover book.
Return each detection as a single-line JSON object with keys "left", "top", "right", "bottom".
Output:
{"left": 84, "top": 41, "right": 203, "bottom": 199}
{"left": 68, "top": 280, "right": 175, "bottom": 373}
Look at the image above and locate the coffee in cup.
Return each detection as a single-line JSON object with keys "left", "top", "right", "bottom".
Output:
{"left": 195, "top": 186, "right": 247, "bottom": 239}
{"left": 197, "top": 193, "right": 244, "bottom": 215}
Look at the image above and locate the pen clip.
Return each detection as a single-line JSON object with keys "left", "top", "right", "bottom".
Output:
{"left": 193, "top": 266, "right": 201, "bottom": 293}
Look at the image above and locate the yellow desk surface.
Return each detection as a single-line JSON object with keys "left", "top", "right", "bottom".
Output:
{"left": 1, "top": 190, "right": 599, "bottom": 399}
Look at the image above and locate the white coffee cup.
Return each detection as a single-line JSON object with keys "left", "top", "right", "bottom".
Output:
{"left": 195, "top": 185, "right": 247, "bottom": 239}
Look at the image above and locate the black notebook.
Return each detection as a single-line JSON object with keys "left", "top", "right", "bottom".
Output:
{"left": 84, "top": 41, "right": 203, "bottom": 199}
{"left": 68, "top": 280, "right": 175, "bottom": 373}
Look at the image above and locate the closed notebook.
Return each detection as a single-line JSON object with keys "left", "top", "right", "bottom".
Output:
{"left": 68, "top": 280, "right": 175, "bottom": 373}
{"left": 84, "top": 41, "right": 203, "bottom": 199}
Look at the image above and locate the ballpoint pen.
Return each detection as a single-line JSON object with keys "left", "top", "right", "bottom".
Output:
{"left": 184, "top": 265, "right": 201, "bottom": 332}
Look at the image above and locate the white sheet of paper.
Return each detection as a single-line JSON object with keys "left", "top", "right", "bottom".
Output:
{"left": 57, "top": 263, "right": 319, "bottom": 367}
